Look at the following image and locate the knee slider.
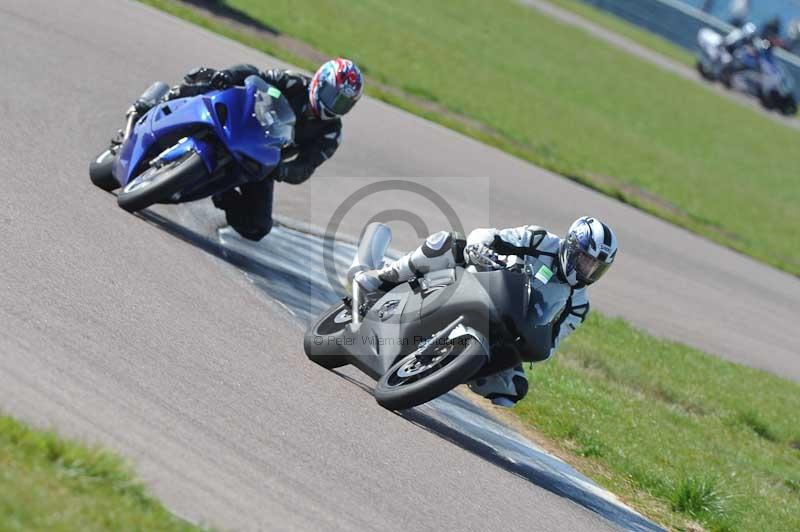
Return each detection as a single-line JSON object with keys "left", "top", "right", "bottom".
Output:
{"left": 238, "top": 219, "right": 272, "bottom": 241}
{"left": 421, "top": 231, "right": 453, "bottom": 257}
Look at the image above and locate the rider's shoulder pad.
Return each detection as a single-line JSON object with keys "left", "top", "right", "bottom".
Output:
{"left": 525, "top": 226, "right": 561, "bottom": 254}
{"left": 524, "top": 225, "right": 549, "bottom": 248}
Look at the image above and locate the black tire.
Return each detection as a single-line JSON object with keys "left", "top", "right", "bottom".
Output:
{"left": 720, "top": 69, "right": 732, "bottom": 89}
{"left": 759, "top": 90, "right": 775, "bottom": 110}
{"left": 695, "top": 60, "right": 713, "bottom": 81}
{"left": 780, "top": 96, "right": 797, "bottom": 116}
{"left": 117, "top": 151, "right": 207, "bottom": 213}
{"left": 89, "top": 148, "right": 119, "bottom": 191}
{"left": 374, "top": 337, "right": 487, "bottom": 411}
{"left": 303, "top": 302, "right": 350, "bottom": 369}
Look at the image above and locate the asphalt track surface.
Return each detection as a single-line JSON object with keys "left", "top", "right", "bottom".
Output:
{"left": 0, "top": 0, "right": 797, "bottom": 530}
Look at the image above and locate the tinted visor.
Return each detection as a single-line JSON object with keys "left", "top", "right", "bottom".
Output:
{"left": 318, "top": 82, "right": 356, "bottom": 115}
{"left": 574, "top": 249, "right": 611, "bottom": 284}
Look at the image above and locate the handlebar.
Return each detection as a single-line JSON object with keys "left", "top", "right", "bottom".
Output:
{"left": 469, "top": 245, "right": 529, "bottom": 273}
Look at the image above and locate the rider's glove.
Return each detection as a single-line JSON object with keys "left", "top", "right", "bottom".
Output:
{"left": 210, "top": 70, "right": 234, "bottom": 90}
{"left": 466, "top": 243, "right": 502, "bottom": 270}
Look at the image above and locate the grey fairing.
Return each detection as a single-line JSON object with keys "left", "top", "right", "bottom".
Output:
{"left": 338, "top": 267, "right": 559, "bottom": 379}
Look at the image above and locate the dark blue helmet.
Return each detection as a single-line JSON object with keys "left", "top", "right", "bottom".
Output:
{"left": 559, "top": 217, "right": 618, "bottom": 286}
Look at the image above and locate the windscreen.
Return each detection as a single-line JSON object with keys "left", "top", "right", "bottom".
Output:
{"left": 248, "top": 77, "right": 296, "bottom": 147}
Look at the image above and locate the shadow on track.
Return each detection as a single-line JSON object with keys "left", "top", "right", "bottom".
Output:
{"left": 136, "top": 208, "right": 329, "bottom": 320}
{"left": 179, "top": 0, "right": 282, "bottom": 36}
{"left": 137, "top": 208, "right": 662, "bottom": 532}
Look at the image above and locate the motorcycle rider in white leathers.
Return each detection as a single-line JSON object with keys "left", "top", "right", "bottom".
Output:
{"left": 721, "top": 22, "right": 759, "bottom": 75}
{"left": 355, "top": 217, "right": 618, "bottom": 407}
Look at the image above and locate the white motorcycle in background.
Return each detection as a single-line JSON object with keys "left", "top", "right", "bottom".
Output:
{"left": 696, "top": 27, "right": 732, "bottom": 83}
{"left": 696, "top": 27, "right": 797, "bottom": 116}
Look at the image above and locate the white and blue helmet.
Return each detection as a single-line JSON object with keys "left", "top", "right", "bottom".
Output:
{"left": 559, "top": 216, "right": 618, "bottom": 286}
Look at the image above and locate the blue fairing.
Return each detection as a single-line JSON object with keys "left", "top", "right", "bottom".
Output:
{"left": 114, "top": 77, "right": 289, "bottom": 187}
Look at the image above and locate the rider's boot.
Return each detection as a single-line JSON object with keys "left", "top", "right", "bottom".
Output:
{"left": 133, "top": 81, "right": 171, "bottom": 115}
{"left": 467, "top": 364, "right": 529, "bottom": 407}
{"left": 353, "top": 268, "right": 399, "bottom": 310}
{"left": 354, "top": 230, "right": 465, "bottom": 294}
{"left": 354, "top": 252, "right": 414, "bottom": 294}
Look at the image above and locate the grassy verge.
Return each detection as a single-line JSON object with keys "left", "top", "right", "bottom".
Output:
{"left": 0, "top": 415, "right": 200, "bottom": 531}
{"left": 508, "top": 313, "right": 800, "bottom": 531}
{"left": 142, "top": 0, "right": 800, "bottom": 276}
{"left": 545, "top": 0, "right": 696, "bottom": 67}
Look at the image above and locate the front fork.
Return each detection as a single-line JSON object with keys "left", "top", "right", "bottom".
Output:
{"left": 120, "top": 81, "right": 172, "bottom": 145}
{"left": 121, "top": 106, "right": 138, "bottom": 145}
{"left": 351, "top": 281, "right": 362, "bottom": 328}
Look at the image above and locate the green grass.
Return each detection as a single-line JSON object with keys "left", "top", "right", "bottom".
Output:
{"left": 142, "top": 0, "right": 800, "bottom": 276}
{"left": 0, "top": 415, "right": 200, "bottom": 531}
{"left": 546, "top": 0, "right": 696, "bottom": 67}
{"left": 513, "top": 313, "right": 800, "bottom": 531}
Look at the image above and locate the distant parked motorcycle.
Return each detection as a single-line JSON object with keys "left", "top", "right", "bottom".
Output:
{"left": 697, "top": 28, "right": 797, "bottom": 115}
{"left": 303, "top": 223, "right": 562, "bottom": 411}
{"left": 89, "top": 76, "right": 296, "bottom": 211}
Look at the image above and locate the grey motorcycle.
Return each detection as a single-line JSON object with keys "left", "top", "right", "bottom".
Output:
{"left": 303, "top": 223, "right": 568, "bottom": 411}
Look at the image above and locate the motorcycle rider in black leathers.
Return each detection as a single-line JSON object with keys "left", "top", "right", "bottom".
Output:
{"left": 131, "top": 59, "right": 363, "bottom": 241}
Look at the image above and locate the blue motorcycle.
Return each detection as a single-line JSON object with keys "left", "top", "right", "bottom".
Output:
{"left": 697, "top": 28, "right": 797, "bottom": 115}
{"left": 89, "top": 75, "right": 296, "bottom": 212}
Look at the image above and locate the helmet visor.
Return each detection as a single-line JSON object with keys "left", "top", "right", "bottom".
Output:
{"left": 575, "top": 249, "right": 612, "bottom": 284}
{"left": 318, "top": 82, "right": 356, "bottom": 116}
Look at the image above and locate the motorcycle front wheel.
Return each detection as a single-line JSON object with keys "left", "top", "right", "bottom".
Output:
{"left": 374, "top": 336, "right": 487, "bottom": 411}
{"left": 117, "top": 151, "right": 207, "bottom": 212}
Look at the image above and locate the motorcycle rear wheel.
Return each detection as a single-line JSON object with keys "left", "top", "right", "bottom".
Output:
{"left": 695, "top": 60, "right": 713, "bottom": 81}
{"left": 303, "top": 302, "right": 351, "bottom": 369}
{"left": 89, "top": 147, "right": 119, "bottom": 191}
{"left": 374, "top": 337, "right": 487, "bottom": 411}
{"left": 117, "top": 151, "right": 207, "bottom": 212}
